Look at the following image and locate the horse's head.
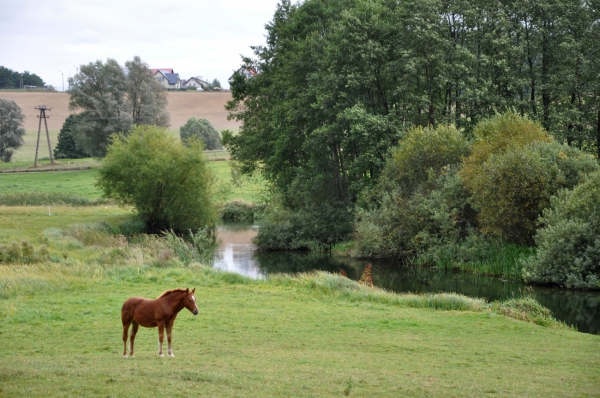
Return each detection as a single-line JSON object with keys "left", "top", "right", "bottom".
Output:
{"left": 183, "top": 288, "right": 199, "bottom": 315}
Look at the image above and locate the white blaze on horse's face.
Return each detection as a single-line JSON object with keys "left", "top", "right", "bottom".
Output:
{"left": 186, "top": 289, "right": 199, "bottom": 315}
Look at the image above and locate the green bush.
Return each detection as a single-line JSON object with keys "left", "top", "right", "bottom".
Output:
{"left": 221, "top": 200, "right": 264, "bottom": 221}
{"left": 254, "top": 200, "right": 354, "bottom": 251}
{"left": 379, "top": 124, "right": 470, "bottom": 196}
{"left": 465, "top": 141, "right": 599, "bottom": 244}
{"left": 354, "top": 166, "right": 475, "bottom": 259}
{"left": 179, "top": 117, "right": 223, "bottom": 150}
{"left": 0, "top": 241, "right": 50, "bottom": 264}
{"left": 460, "top": 112, "right": 551, "bottom": 173}
{"left": 522, "top": 171, "right": 600, "bottom": 289}
{"left": 96, "top": 125, "right": 219, "bottom": 233}
{"left": 0, "top": 98, "right": 26, "bottom": 162}
{"left": 354, "top": 124, "right": 472, "bottom": 259}
{"left": 160, "top": 229, "right": 215, "bottom": 266}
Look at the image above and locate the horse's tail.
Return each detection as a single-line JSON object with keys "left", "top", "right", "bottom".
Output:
{"left": 121, "top": 298, "right": 136, "bottom": 326}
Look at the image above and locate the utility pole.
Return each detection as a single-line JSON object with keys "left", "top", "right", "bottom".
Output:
{"left": 34, "top": 105, "right": 56, "bottom": 167}
{"left": 59, "top": 70, "right": 64, "bottom": 91}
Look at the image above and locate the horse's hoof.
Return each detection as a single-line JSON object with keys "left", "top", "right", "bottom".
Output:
{"left": 159, "top": 354, "right": 165, "bottom": 357}
{"left": 168, "top": 353, "right": 175, "bottom": 358}
{"left": 123, "top": 355, "right": 128, "bottom": 359}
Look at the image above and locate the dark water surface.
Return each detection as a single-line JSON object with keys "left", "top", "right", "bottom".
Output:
{"left": 213, "top": 223, "right": 600, "bottom": 334}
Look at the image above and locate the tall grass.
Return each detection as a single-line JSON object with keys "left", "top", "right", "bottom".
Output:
{"left": 269, "top": 271, "right": 569, "bottom": 329}
{"left": 416, "top": 239, "right": 534, "bottom": 280}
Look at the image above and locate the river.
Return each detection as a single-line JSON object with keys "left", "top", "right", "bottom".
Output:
{"left": 212, "top": 223, "right": 600, "bottom": 334}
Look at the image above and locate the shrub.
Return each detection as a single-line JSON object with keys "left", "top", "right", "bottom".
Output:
{"left": 465, "top": 142, "right": 599, "bottom": 244}
{"left": 221, "top": 200, "right": 264, "bottom": 221}
{"left": 522, "top": 171, "right": 600, "bottom": 289}
{"left": 379, "top": 124, "right": 470, "bottom": 196}
{"left": 96, "top": 125, "right": 219, "bottom": 233}
{"left": 160, "top": 229, "right": 215, "bottom": 266}
{"left": 354, "top": 124, "right": 472, "bottom": 259}
{"left": 254, "top": 200, "right": 354, "bottom": 251}
{"left": 354, "top": 166, "right": 475, "bottom": 259}
{"left": 179, "top": 117, "right": 223, "bottom": 150}
{"left": 0, "top": 241, "right": 50, "bottom": 264}
{"left": 460, "top": 112, "right": 551, "bottom": 173}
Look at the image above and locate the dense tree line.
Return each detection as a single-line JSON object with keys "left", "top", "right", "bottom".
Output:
{"left": 224, "top": 0, "right": 600, "bottom": 250}
{"left": 0, "top": 66, "right": 45, "bottom": 89}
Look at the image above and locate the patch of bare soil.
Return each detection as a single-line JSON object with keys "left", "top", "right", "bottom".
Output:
{"left": 0, "top": 91, "right": 240, "bottom": 131}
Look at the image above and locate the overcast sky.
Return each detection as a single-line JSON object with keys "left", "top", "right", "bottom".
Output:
{"left": 0, "top": 0, "right": 283, "bottom": 90}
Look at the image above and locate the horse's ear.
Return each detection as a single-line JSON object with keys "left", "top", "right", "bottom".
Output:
{"left": 185, "top": 288, "right": 189, "bottom": 294}
{"left": 192, "top": 288, "right": 196, "bottom": 294}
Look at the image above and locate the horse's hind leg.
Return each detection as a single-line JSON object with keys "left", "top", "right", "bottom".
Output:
{"left": 121, "top": 303, "right": 134, "bottom": 358}
{"left": 122, "top": 322, "right": 130, "bottom": 358}
{"left": 129, "top": 321, "right": 139, "bottom": 358}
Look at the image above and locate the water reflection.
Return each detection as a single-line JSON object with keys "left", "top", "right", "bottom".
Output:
{"left": 213, "top": 223, "right": 600, "bottom": 334}
{"left": 213, "top": 224, "right": 264, "bottom": 279}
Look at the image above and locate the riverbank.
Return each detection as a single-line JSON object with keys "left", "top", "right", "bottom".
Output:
{"left": 1, "top": 264, "right": 598, "bottom": 397}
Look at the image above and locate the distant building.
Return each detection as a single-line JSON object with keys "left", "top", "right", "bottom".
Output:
{"left": 181, "top": 76, "right": 209, "bottom": 90}
{"left": 152, "top": 68, "right": 180, "bottom": 89}
{"left": 228, "top": 66, "right": 258, "bottom": 84}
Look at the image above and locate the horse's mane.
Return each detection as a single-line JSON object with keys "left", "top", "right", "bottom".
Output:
{"left": 157, "top": 288, "right": 188, "bottom": 299}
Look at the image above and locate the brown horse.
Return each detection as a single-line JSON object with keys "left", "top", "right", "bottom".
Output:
{"left": 121, "top": 288, "right": 199, "bottom": 358}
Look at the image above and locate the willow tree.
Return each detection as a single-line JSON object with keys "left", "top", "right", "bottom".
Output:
{"left": 69, "top": 56, "right": 169, "bottom": 157}
{"left": 97, "top": 125, "right": 218, "bottom": 233}
{"left": 0, "top": 98, "right": 25, "bottom": 162}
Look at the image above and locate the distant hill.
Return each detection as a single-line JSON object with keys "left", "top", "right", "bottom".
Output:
{"left": 0, "top": 91, "right": 240, "bottom": 131}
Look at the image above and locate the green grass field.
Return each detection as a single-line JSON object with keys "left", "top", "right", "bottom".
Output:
{"left": 0, "top": 169, "right": 102, "bottom": 198}
{"left": 1, "top": 260, "right": 598, "bottom": 397}
{"left": 0, "top": 209, "right": 598, "bottom": 397}
{"left": 11, "top": 129, "right": 60, "bottom": 162}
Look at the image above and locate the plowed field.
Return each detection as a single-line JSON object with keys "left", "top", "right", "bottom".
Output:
{"left": 0, "top": 91, "right": 240, "bottom": 131}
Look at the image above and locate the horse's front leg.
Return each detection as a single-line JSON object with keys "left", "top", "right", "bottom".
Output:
{"left": 157, "top": 322, "right": 165, "bottom": 357}
{"left": 166, "top": 322, "right": 175, "bottom": 357}
{"left": 129, "top": 322, "right": 139, "bottom": 358}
